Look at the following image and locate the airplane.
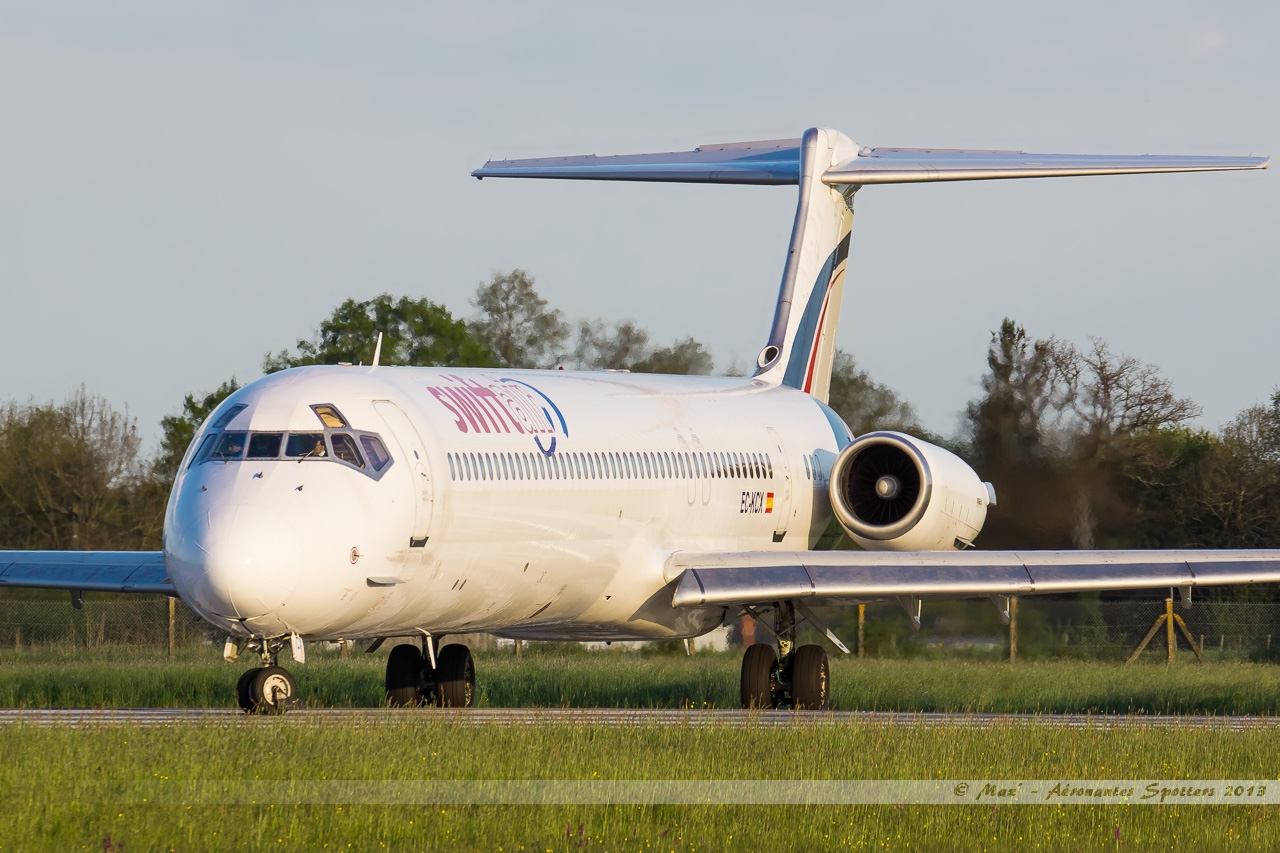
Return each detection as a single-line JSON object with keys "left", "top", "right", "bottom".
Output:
{"left": 0, "top": 127, "right": 1272, "bottom": 713}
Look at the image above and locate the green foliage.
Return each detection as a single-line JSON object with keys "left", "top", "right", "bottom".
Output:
{"left": 469, "top": 269, "right": 570, "bottom": 368}
{"left": 631, "top": 337, "right": 714, "bottom": 375}
{"left": 155, "top": 377, "right": 241, "bottom": 482}
{"left": 826, "top": 349, "right": 920, "bottom": 435}
{"left": 262, "top": 294, "right": 497, "bottom": 373}
{"left": 0, "top": 388, "right": 160, "bottom": 550}
{"left": 573, "top": 320, "right": 715, "bottom": 374}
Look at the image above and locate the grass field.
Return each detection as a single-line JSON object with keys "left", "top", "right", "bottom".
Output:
{"left": 5, "top": 643, "right": 1280, "bottom": 714}
{"left": 1, "top": 717, "right": 1278, "bottom": 851}
{"left": 4, "top": 647, "right": 1280, "bottom": 849}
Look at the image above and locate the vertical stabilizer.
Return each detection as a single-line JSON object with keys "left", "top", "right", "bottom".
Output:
{"left": 751, "top": 127, "right": 857, "bottom": 403}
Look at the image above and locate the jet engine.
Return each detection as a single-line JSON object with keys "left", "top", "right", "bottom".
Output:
{"left": 828, "top": 431, "right": 995, "bottom": 551}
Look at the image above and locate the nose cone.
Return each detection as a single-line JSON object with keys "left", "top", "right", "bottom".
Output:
{"left": 169, "top": 504, "right": 303, "bottom": 621}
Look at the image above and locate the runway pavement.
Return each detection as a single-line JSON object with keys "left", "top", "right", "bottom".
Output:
{"left": 1, "top": 707, "right": 1278, "bottom": 729}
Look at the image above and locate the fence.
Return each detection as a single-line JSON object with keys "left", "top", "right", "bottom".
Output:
{"left": 811, "top": 593, "right": 1280, "bottom": 662}
{"left": 0, "top": 593, "right": 217, "bottom": 652}
{"left": 3, "top": 589, "right": 1280, "bottom": 662}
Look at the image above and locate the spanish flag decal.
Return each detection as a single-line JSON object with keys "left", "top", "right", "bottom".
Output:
{"left": 765, "top": 492, "right": 774, "bottom": 513}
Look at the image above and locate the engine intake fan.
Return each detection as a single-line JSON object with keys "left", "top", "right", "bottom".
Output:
{"left": 829, "top": 431, "right": 993, "bottom": 551}
{"left": 830, "top": 433, "right": 931, "bottom": 541}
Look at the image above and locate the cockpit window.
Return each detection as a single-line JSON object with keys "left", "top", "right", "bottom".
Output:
{"left": 188, "top": 409, "right": 393, "bottom": 480}
{"left": 211, "top": 404, "right": 247, "bottom": 430}
{"left": 189, "top": 434, "right": 217, "bottom": 469}
{"left": 286, "top": 433, "right": 327, "bottom": 458}
{"left": 247, "top": 433, "right": 283, "bottom": 459}
{"left": 311, "top": 404, "right": 348, "bottom": 429}
{"left": 331, "top": 434, "right": 365, "bottom": 468}
{"left": 360, "top": 436, "right": 390, "bottom": 471}
{"left": 211, "top": 431, "right": 247, "bottom": 460}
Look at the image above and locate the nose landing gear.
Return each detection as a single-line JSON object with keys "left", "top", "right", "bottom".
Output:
{"left": 384, "top": 641, "right": 476, "bottom": 708}
{"left": 235, "top": 638, "right": 298, "bottom": 714}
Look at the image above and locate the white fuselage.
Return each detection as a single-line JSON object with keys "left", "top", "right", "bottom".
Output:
{"left": 164, "top": 365, "right": 850, "bottom": 643}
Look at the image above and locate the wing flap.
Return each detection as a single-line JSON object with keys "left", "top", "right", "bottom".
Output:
{"left": 668, "top": 550, "right": 1280, "bottom": 608}
{"left": 0, "top": 551, "right": 171, "bottom": 594}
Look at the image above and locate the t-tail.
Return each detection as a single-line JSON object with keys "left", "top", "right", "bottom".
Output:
{"left": 473, "top": 129, "right": 1267, "bottom": 403}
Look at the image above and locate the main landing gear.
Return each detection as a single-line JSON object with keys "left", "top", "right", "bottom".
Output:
{"left": 385, "top": 638, "right": 476, "bottom": 708}
{"left": 739, "top": 602, "right": 831, "bottom": 711}
{"left": 235, "top": 638, "right": 298, "bottom": 714}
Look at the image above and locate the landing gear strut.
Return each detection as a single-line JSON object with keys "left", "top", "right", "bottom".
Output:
{"left": 738, "top": 602, "right": 831, "bottom": 711}
{"left": 384, "top": 640, "right": 476, "bottom": 708}
{"left": 236, "top": 638, "right": 298, "bottom": 714}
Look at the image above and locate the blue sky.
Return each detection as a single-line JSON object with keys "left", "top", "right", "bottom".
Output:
{"left": 1, "top": 1, "right": 1275, "bottom": 443}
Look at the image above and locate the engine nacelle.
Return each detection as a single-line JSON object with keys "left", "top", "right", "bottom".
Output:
{"left": 828, "top": 431, "right": 995, "bottom": 551}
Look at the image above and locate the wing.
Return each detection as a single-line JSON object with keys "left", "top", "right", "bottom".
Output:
{"left": 668, "top": 549, "right": 1280, "bottom": 608}
{"left": 0, "top": 551, "right": 171, "bottom": 595}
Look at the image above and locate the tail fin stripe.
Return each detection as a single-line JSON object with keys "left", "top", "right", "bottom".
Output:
{"left": 781, "top": 244, "right": 841, "bottom": 389}
{"left": 802, "top": 271, "right": 843, "bottom": 394}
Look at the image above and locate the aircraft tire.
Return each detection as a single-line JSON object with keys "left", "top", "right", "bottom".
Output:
{"left": 236, "top": 667, "right": 263, "bottom": 712}
{"left": 385, "top": 643, "right": 425, "bottom": 707}
{"left": 435, "top": 644, "right": 475, "bottom": 708}
{"left": 790, "top": 644, "right": 830, "bottom": 711}
{"left": 248, "top": 665, "right": 297, "bottom": 714}
{"left": 740, "top": 643, "right": 779, "bottom": 709}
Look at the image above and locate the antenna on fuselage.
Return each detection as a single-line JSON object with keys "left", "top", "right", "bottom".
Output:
{"left": 372, "top": 332, "right": 384, "bottom": 368}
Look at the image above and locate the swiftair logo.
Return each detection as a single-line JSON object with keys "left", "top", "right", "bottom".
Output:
{"left": 425, "top": 375, "right": 568, "bottom": 455}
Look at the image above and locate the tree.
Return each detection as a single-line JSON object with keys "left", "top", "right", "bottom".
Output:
{"left": 155, "top": 378, "right": 242, "bottom": 482}
{"left": 1051, "top": 337, "right": 1200, "bottom": 463}
{"left": 966, "top": 319, "right": 1064, "bottom": 469}
{"left": 631, "top": 337, "right": 715, "bottom": 376}
{"left": 572, "top": 319, "right": 650, "bottom": 370}
{"left": 825, "top": 349, "right": 920, "bottom": 435}
{"left": 469, "top": 270, "right": 570, "bottom": 368}
{"left": 263, "top": 294, "right": 496, "bottom": 373}
{"left": 572, "top": 320, "right": 714, "bottom": 375}
{"left": 0, "top": 387, "right": 159, "bottom": 550}
{"left": 964, "top": 319, "right": 1204, "bottom": 550}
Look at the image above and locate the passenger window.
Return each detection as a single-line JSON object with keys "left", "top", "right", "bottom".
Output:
{"left": 465, "top": 454, "right": 475, "bottom": 481}
{"left": 246, "top": 433, "right": 283, "bottom": 459}
{"left": 447, "top": 454, "right": 456, "bottom": 480}
{"left": 211, "top": 404, "right": 246, "bottom": 430}
{"left": 189, "top": 434, "right": 217, "bottom": 468}
{"left": 286, "top": 433, "right": 327, "bottom": 458}
{"left": 310, "top": 404, "right": 348, "bottom": 429}
{"left": 331, "top": 434, "right": 365, "bottom": 468}
{"left": 211, "top": 431, "right": 248, "bottom": 460}
{"left": 766, "top": 454, "right": 773, "bottom": 478}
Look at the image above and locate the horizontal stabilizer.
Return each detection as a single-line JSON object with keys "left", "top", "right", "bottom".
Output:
{"left": 667, "top": 549, "right": 1280, "bottom": 608}
{"left": 823, "top": 149, "right": 1269, "bottom": 186}
{"left": 0, "top": 551, "right": 171, "bottom": 594}
{"left": 472, "top": 139, "right": 801, "bottom": 185}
